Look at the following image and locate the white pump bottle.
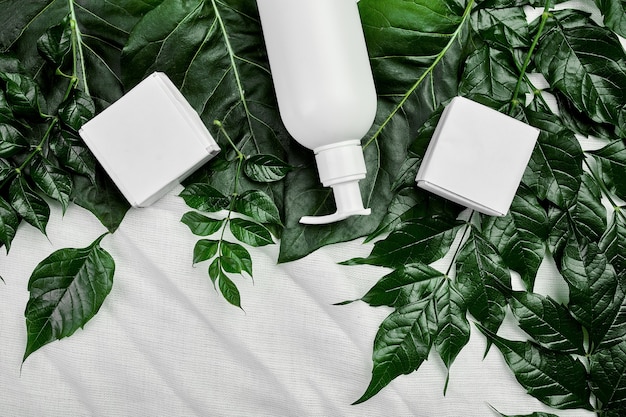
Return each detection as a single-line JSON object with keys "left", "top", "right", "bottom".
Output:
{"left": 256, "top": 0, "right": 377, "bottom": 224}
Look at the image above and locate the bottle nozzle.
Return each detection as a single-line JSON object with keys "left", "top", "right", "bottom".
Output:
{"left": 299, "top": 140, "right": 371, "bottom": 225}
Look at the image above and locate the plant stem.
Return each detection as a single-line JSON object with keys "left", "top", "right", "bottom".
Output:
{"left": 509, "top": 4, "right": 552, "bottom": 115}
{"left": 68, "top": 0, "right": 89, "bottom": 94}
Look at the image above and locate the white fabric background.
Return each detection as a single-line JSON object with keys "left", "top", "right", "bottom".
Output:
{"left": 1, "top": 188, "right": 595, "bottom": 417}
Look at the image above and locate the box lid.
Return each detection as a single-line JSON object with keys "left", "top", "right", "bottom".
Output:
{"left": 79, "top": 72, "right": 220, "bottom": 207}
{"left": 416, "top": 96, "right": 539, "bottom": 216}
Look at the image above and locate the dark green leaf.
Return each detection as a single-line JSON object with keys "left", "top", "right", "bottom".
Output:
{"left": 229, "top": 218, "right": 274, "bottom": 247}
{"left": 72, "top": 170, "right": 129, "bottom": 233}
{"left": 243, "top": 154, "right": 293, "bottom": 183}
{"left": 478, "top": 323, "right": 593, "bottom": 410}
{"left": 589, "top": 139, "right": 626, "bottom": 201}
{"left": 561, "top": 235, "right": 624, "bottom": 349}
{"left": 595, "top": 0, "right": 626, "bottom": 40}
{"left": 0, "top": 72, "right": 42, "bottom": 115}
{"left": 192, "top": 239, "right": 219, "bottom": 265}
{"left": 459, "top": 44, "right": 526, "bottom": 102}
{"left": 456, "top": 227, "right": 510, "bottom": 334}
{"left": 49, "top": 130, "right": 97, "bottom": 183}
{"left": 0, "top": 123, "right": 28, "bottom": 157}
{"left": 234, "top": 190, "right": 282, "bottom": 226}
{"left": 491, "top": 406, "right": 560, "bottom": 417}
{"left": 0, "top": 89, "right": 14, "bottom": 122}
{"left": 0, "top": 196, "right": 18, "bottom": 251}
{"left": 358, "top": 263, "right": 444, "bottom": 308}
{"left": 179, "top": 184, "right": 230, "bottom": 213}
{"left": 31, "top": 156, "right": 72, "bottom": 212}
{"left": 600, "top": 208, "right": 626, "bottom": 276}
{"left": 354, "top": 297, "right": 437, "bottom": 404}
{"left": 434, "top": 279, "right": 470, "bottom": 372}
{"left": 482, "top": 185, "right": 549, "bottom": 291}
{"left": 344, "top": 216, "right": 460, "bottom": 268}
{"left": 23, "top": 233, "right": 114, "bottom": 361}
{"left": 522, "top": 111, "right": 583, "bottom": 208}
{"left": 36, "top": 15, "right": 72, "bottom": 66}
{"left": 181, "top": 211, "right": 224, "bottom": 236}
{"left": 217, "top": 270, "right": 242, "bottom": 309}
{"left": 58, "top": 90, "right": 95, "bottom": 131}
{"left": 470, "top": 6, "right": 530, "bottom": 48}
{"left": 9, "top": 176, "right": 49, "bottom": 235}
{"left": 0, "top": 157, "right": 12, "bottom": 182}
{"left": 535, "top": 13, "right": 626, "bottom": 126}
{"left": 590, "top": 340, "right": 626, "bottom": 415}
{"left": 220, "top": 241, "right": 253, "bottom": 277}
{"left": 510, "top": 291, "right": 585, "bottom": 354}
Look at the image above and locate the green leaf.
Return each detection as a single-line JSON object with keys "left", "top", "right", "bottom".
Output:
{"left": 522, "top": 111, "right": 583, "bottom": 208}
{"left": 234, "top": 190, "right": 282, "bottom": 226}
{"left": 58, "top": 89, "right": 95, "bottom": 131}
{"left": 0, "top": 157, "right": 12, "bottom": 182}
{"left": 594, "top": 0, "right": 626, "bottom": 42}
{"left": 600, "top": 209, "right": 626, "bottom": 276}
{"left": 192, "top": 239, "right": 219, "bottom": 265}
{"left": 344, "top": 216, "right": 460, "bottom": 268}
{"left": 561, "top": 235, "right": 624, "bottom": 349}
{"left": 491, "top": 407, "right": 560, "bottom": 417}
{"left": 49, "top": 130, "right": 97, "bottom": 183}
{"left": 31, "top": 156, "right": 72, "bottom": 213}
{"left": 0, "top": 72, "right": 42, "bottom": 116}
{"left": 459, "top": 44, "right": 526, "bottom": 102}
{"left": 179, "top": 184, "right": 230, "bottom": 213}
{"left": 510, "top": 291, "right": 585, "bottom": 354}
{"left": 9, "top": 176, "right": 49, "bottom": 235}
{"left": 589, "top": 139, "right": 626, "bottom": 201}
{"left": 23, "top": 233, "right": 114, "bottom": 361}
{"left": 358, "top": 263, "right": 444, "bottom": 308}
{"left": 36, "top": 15, "right": 72, "bottom": 66}
{"left": 181, "top": 211, "right": 224, "bottom": 237}
{"left": 477, "top": 323, "right": 593, "bottom": 411}
{"left": 0, "top": 196, "right": 18, "bottom": 251}
{"left": 482, "top": 185, "right": 549, "bottom": 291}
{"left": 0, "top": 122, "right": 28, "bottom": 157}
{"left": 243, "top": 154, "right": 293, "bottom": 183}
{"left": 534, "top": 12, "right": 626, "bottom": 126}
{"left": 434, "top": 279, "right": 470, "bottom": 373}
{"left": 229, "top": 218, "right": 274, "bottom": 247}
{"left": 0, "top": 89, "right": 14, "bottom": 122}
{"left": 217, "top": 271, "right": 242, "bottom": 309}
{"left": 456, "top": 227, "right": 511, "bottom": 334}
{"left": 220, "top": 241, "right": 253, "bottom": 277}
{"left": 470, "top": 6, "right": 530, "bottom": 48}
{"left": 72, "top": 170, "right": 129, "bottom": 233}
{"left": 354, "top": 297, "right": 438, "bottom": 405}
{"left": 590, "top": 340, "right": 626, "bottom": 415}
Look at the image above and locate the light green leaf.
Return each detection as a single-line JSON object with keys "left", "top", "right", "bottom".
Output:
{"left": 23, "top": 233, "right": 114, "bottom": 361}
{"left": 192, "top": 239, "right": 219, "bottom": 265}
{"left": 229, "top": 218, "right": 274, "bottom": 247}
{"left": 243, "top": 154, "right": 293, "bottom": 183}
{"left": 478, "top": 323, "right": 593, "bottom": 411}
{"left": 181, "top": 211, "right": 224, "bottom": 236}
{"left": 179, "top": 184, "right": 230, "bottom": 213}
{"left": 234, "top": 190, "right": 282, "bottom": 226}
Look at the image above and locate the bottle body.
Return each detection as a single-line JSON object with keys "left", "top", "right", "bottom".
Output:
{"left": 257, "top": 0, "right": 377, "bottom": 224}
{"left": 256, "top": 0, "right": 377, "bottom": 150}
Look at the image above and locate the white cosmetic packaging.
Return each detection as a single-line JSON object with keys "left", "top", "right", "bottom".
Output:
{"left": 79, "top": 72, "right": 220, "bottom": 207}
{"left": 416, "top": 96, "right": 539, "bottom": 216}
{"left": 257, "top": 0, "right": 377, "bottom": 224}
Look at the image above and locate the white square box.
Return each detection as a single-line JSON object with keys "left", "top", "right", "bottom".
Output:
{"left": 79, "top": 72, "right": 220, "bottom": 207}
{"left": 416, "top": 96, "right": 539, "bottom": 216}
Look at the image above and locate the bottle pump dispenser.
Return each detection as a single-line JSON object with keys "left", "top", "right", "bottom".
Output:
{"left": 257, "top": 0, "right": 377, "bottom": 224}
